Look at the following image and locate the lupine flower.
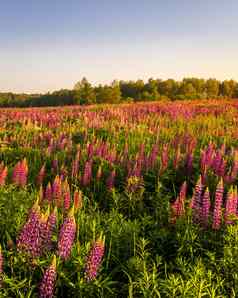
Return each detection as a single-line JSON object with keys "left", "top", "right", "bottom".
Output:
{"left": 39, "top": 255, "right": 57, "bottom": 298}
{"left": 37, "top": 164, "right": 46, "bottom": 186}
{"left": 225, "top": 187, "right": 237, "bottom": 225}
{"left": 85, "top": 235, "right": 105, "bottom": 282}
{"left": 170, "top": 182, "right": 187, "bottom": 223}
{"left": 212, "top": 179, "right": 224, "bottom": 230}
{"left": 73, "top": 190, "right": 83, "bottom": 212}
{"left": 201, "top": 187, "right": 211, "bottom": 227}
{"left": 96, "top": 165, "right": 103, "bottom": 181}
{"left": 45, "top": 207, "right": 57, "bottom": 250}
{"left": 45, "top": 182, "right": 52, "bottom": 202}
{"left": 82, "top": 160, "right": 93, "bottom": 186}
{"left": 52, "top": 176, "right": 62, "bottom": 207}
{"left": 17, "top": 199, "right": 42, "bottom": 257}
{"left": 0, "top": 165, "right": 7, "bottom": 186}
{"left": 12, "top": 159, "right": 28, "bottom": 187}
{"left": 192, "top": 176, "right": 203, "bottom": 224}
{"left": 39, "top": 209, "right": 50, "bottom": 253}
{"left": 63, "top": 180, "right": 71, "bottom": 211}
{"left": 58, "top": 207, "right": 76, "bottom": 260}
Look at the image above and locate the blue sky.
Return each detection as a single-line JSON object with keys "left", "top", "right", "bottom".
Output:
{"left": 0, "top": 0, "right": 238, "bottom": 93}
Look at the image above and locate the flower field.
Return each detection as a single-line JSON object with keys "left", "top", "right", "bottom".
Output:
{"left": 1, "top": 100, "right": 238, "bottom": 297}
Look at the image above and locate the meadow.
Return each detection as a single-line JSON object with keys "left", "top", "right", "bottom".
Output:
{"left": 1, "top": 100, "right": 238, "bottom": 297}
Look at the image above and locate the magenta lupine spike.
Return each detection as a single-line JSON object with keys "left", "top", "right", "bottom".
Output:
{"left": 230, "top": 152, "right": 238, "bottom": 183}
{"left": 225, "top": 187, "right": 237, "bottom": 225}
{"left": 45, "top": 207, "right": 57, "bottom": 250}
{"left": 82, "top": 160, "right": 93, "bottom": 186}
{"left": 201, "top": 187, "right": 211, "bottom": 227}
{"left": 17, "top": 199, "right": 42, "bottom": 257}
{"left": 200, "top": 150, "right": 206, "bottom": 174}
{"left": 19, "top": 158, "right": 28, "bottom": 187}
{"left": 52, "top": 176, "right": 62, "bottom": 207}
{"left": 173, "top": 147, "right": 181, "bottom": 169}
{"left": 39, "top": 209, "right": 50, "bottom": 252}
{"left": 85, "top": 235, "right": 105, "bottom": 282}
{"left": 160, "top": 145, "right": 168, "bottom": 174}
{"left": 39, "top": 255, "right": 57, "bottom": 298}
{"left": 212, "top": 179, "right": 224, "bottom": 230}
{"left": 0, "top": 165, "right": 7, "bottom": 186}
{"left": 37, "top": 164, "right": 46, "bottom": 186}
{"left": 192, "top": 176, "right": 203, "bottom": 224}
{"left": 58, "top": 207, "right": 76, "bottom": 260}
{"left": 170, "top": 181, "right": 187, "bottom": 223}
{"left": 106, "top": 169, "right": 116, "bottom": 190}
{"left": 45, "top": 182, "right": 52, "bottom": 202}
{"left": 63, "top": 180, "right": 71, "bottom": 211}
{"left": 52, "top": 159, "right": 58, "bottom": 173}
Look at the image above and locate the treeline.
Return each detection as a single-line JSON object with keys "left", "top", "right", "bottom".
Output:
{"left": 1, "top": 77, "right": 238, "bottom": 107}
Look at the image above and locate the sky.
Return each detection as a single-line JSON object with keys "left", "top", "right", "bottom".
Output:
{"left": 0, "top": 0, "right": 238, "bottom": 93}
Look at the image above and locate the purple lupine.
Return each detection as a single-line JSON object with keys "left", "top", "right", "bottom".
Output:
{"left": 58, "top": 207, "right": 76, "bottom": 260}
{"left": 39, "top": 210, "right": 50, "bottom": 253}
{"left": 0, "top": 165, "right": 7, "bottom": 186}
{"left": 192, "top": 176, "right": 203, "bottom": 223}
{"left": 225, "top": 187, "right": 237, "bottom": 225}
{"left": 39, "top": 255, "right": 57, "bottom": 298}
{"left": 17, "top": 199, "right": 42, "bottom": 257}
{"left": 212, "top": 179, "right": 224, "bottom": 230}
{"left": 201, "top": 187, "right": 211, "bottom": 227}
{"left": 82, "top": 160, "right": 93, "bottom": 186}
{"left": 45, "top": 207, "right": 57, "bottom": 250}
{"left": 85, "top": 236, "right": 105, "bottom": 282}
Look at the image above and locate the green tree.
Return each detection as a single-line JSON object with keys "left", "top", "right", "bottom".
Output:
{"left": 74, "top": 77, "right": 96, "bottom": 105}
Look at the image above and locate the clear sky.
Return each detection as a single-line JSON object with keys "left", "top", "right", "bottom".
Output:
{"left": 0, "top": 0, "right": 238, "bottom": 93}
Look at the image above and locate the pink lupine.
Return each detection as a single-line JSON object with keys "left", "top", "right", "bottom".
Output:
{"left": 39, "top": 255, "right": 57, "bottom": 298}
{"left": 63, "top": 180, "right": 71, "bottom": 211}
{"left": 85, "top": 235, "right": 105, "bottom": 282}
{"left": 192, "top": 176, "right": 203, "bottom": 224}
{"left": 37, "top": 164, "right": 46, "bottom": 186}
{"left": 58, "top": 207, "right": 76, "bottom": 260}
{"left": 52, "top": 176, "right": 62, "bottom": 207}
{"left": 201, "top": 187, "right": 211, "bottom": 227}
{"left": 45, "top": 182, "right": 52, "bottom": 202}
{"left": 170, "top": 182, "right": 187, "bottom": 223}
{"left": 0, "top": 165, "right": 7, "bottom": 186}
{"left": 212, "top": 179, "right": 224, "bottom": 230}
{"left": 225, "top": 187, "right": 237, "bottom": 225}
{"left": 82, "top": 160, "right": 93, "bottom": 186}
{"left": 12, "top": 159, "right": 28, "bottom": 187}
{"left": 17, "top": 199, "right": 42, "bottom": 257}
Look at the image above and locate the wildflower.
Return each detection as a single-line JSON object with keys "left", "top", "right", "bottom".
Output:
{"left": 45, "top": 182, "right": 52, "bottom": 202}
{"left": 0, "top": 165, "right": 7, "bottom": 186}
{"left": 52, "top": 176, "right": 62, "bottom": 207}
{"left": 225, "top": 187, "right": 237, "bottom": 225}
{"left": 82, "top": 160, "right": 93, "bottom": 186}
{"left": 106, "top": 169, "right": 116, "bottom": 190}
{"left": 192, "top": 176, "right": 203, "bottom": 224}
{"left": 63, "top": 180, "right": 71, "bottom": 211}
{"left": 85, "top": 235, "right": 105, "bottom": 282}
{"left": 201, "top": 187, "right": 211, "bottom": 227}
{"left": 58, "top": 207, "right": 76, "bottom": 260}
{"left": 39, "top": 255, "right": 57, "bottom": 298}
{"left": 17, "top": 198, "right": 42, "bottom": 257}
{"left": 37, "top": 164, "right": 46, "bottom": 186}
{"left": 212, "top": 179, "right": 224, "bottom": 230}
{"left": 170, "top": 181, "right": 187, "bottom": 223}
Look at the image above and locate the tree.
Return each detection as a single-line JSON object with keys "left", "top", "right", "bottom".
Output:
{"left": 74, "top": 77, "right": 96, "bottom": 105}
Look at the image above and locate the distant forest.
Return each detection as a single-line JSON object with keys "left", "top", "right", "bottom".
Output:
{"left": 0, "top": 77, "right": 238, "bottom": 107}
